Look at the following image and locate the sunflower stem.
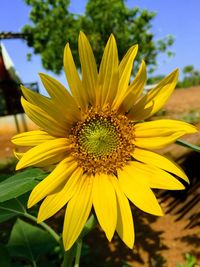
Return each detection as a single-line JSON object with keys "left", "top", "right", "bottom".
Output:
{"left": 176, "top": 139, "right": 200, "bottom": 152}
{"left": 22, "top": 212, "right": 60, "bottom": 243}
{"left": 61, "top": 245, "right": 76, "bottom": 267}
{"left": 74, "top": 240, "right": 82, "bottom": 267}
{"left": 80, "top": 214, "right": 97, "bottom": 239}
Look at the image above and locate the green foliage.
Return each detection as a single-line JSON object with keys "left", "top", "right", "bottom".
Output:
{"left": 0, "top": 168, "right": 47, "bottom": 202}
{"left": 23, "top": 0, "right": 79, "bottom": 73}
{"left": 176, "top": 253, "right": 200, "bottom": 267}
{"left": 0, "top": 245, "right": 11, "bottom": 267}
{"left": 149, "top": 65, "right": 200, "bottom": 88}
{"left": 147, "top": 74, "right": 165, "bottom": 84}
{"left": 0, "top": 168, "right": 60, "bottom": 266}
{"left": 180, "top": 110, "right": 200, "bottom": 124}
{"left": 22, "top": 0, "right": 174, "bottom": 74}
{"left": 177, "top": 65, "right": 200, "bottom": 88}
{"left": 7, "top": 219, "right": 57, "bottom": 265}
{"left": 0, "top": 193, "right": 28, "bottom": 223}
{"left": 183, "top": 65, "right": 194, "bottom": 75}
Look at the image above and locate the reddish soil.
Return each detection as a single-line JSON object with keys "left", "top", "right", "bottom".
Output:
{"left": 165, "top": 86, "right": 200, "bottom": 114}
{"left": 0, "top": 133, "right": 15, "bottom": 162}
{"left": 0, "top": 86, "right": 200, "bottom": 266}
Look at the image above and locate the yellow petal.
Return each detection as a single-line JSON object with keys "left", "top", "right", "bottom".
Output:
{"left": 21, "top": 85, "right": 50, "bottom": 105}
{"left": 38, "top": 167, "right": 83, "bottom": 222}
{"left": 92, "top": 173, "right": 117, "bottom": 241}
{"left": 126, "top": 160, "right": 185, "bottom": 190}
{"left": 63, "top": 43, "right": 88, "bottom": 110}
{"left": 110, "top": 176, "right": 134, "bottom": 249}
{"left": 118, "top": 163, "right": 163, "bottom": 216}
{"left": 135, "top": 119, "right": 197, "bottom": 137}
{"left": 120, "top": 60, "right": 146, "bottom": 112}
{"left": 28, "top": 157, "right": 77, "bottom": 208}
{"left": 135, "top": 133, "right": 183, "bottom": 150}
{"left": 132, "top": 147, "right": 189, "bottom": 183}
{"left": 16, "top": 138, "right": 70, "bottom": 170}
{"left": 39, "top": 73, "right": 80, "bottom": 122}
{"left": 98, "top": 34, "right": 119, "bottom": 107}
{"left": 129, "top": 69, "right": 179, "bottom": 120}
{"left": 21, "top": 97, "right": 68, "bottom": 136}
{"left": 78, "top": 32, "right": 98, "bottom": 105}
{"left": 21, "top": 86, "right": 68, "bottom": 124}
{"left": 13, "top": 151, "right": 24, "bottom": 160}
{"left": 128, "top": 97, "right": 154, "bottom": 121}
{"left": 12, "top": 130, "right": 55, "bottom": 146}
{"left": 63, "top": 175, "right": 93, "bottom": 251}
{"left": 112, "top": 44, "right": 138, "bottom": 110}
{"left": 134, "top": 119, "right": 197, "bottom": 149}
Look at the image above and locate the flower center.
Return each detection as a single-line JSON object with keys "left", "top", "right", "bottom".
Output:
{"left": 78, "top": 118, "right": 120, "bottom": 158}
{"left": 70, "top": 108, "right": 135, "bottom": 175}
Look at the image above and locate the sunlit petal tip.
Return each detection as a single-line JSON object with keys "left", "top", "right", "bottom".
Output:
{"left": 106, "top": 234, "right": 113, "bottom": 242}
{"left": 37, "top": 209, "right": 46, "bottom": 223}
{"left": 36, "top": 216, "right": 43, "bottom": 224}
{"left": 128, "top": 44, "right": 138, "bottom": 57}
{"left": 133, "top": 43, "right": 139, "bottom": 51}
{"left": 66, "top": 42, "right": 70, "bottom": 47}
{"left": 15, "top": 160, "right": 23, "bottom": 171}
{"left": 79, "top": 30, "right": 86, "bottom": 39}
{"left": 141, "top": 59, "right": 146, "bottom": 68}
{"left": 110, "top": 33, "right": 115, "bottom": 39}
{"left": 64, "top": 42, "right": 73, "bottom": 59}
{"left": 78, "top": 33, "right": 85, "bottom": 44}
{"left": 27, "top": 198, "right": 33, "bottom": 209}
{"left": 38, "top": 72, "right": 48, "bottom": 80}
{"left": 107, "top": 33, "right": 117, "bottom": 44}
{"left": 158, "top": 208, "right": 164, "bottom": 217}
{"left": 187, "top": 125, "right": 198, "bottom": 133}
{"left": 79, "top": 30, "right": 84, "bottom": 35}
{"left": 20, "top": 84, "right": 27, "bottom": 92}
{"left": 63, "top": 240, "right": 72, "bottom": 251}
{"left": 175, "top": 182, "right": 185, "bottom": 190}
{"left": 169, "top": 68, "right": 179, "bottom": 81}
{"left": 174, "top": 67, "right": 179, "bottom": 75}
{"left": 27, "top": 191, "right": 37, "bottom": 209}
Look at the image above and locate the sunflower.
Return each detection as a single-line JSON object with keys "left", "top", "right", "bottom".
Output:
{"left": 12, "top": 32, "right": 197, "bottom": 251}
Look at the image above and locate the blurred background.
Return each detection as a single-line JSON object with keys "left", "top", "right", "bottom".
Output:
{"left": 0, "top": 1, "right": 199, "bottom": 266}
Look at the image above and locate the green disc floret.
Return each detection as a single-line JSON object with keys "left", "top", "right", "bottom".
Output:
{"left": 78, "top": 118, "right": 120, "bottom": 158}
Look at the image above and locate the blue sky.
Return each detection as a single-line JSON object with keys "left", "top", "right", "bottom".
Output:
{"left": 0, "top": 0, "right": 200, "bottom": 94}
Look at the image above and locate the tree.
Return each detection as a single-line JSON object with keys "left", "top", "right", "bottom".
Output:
{"left": 183, "top": 65, "right": 194, "bottom": 77}
{"left": 22, "top": 0, "right": 174, "bottom": 74}
{"left": 22, "top": 0, "right": 80, "bottom": 73}
{"left": 176, "top": 65, "right": 200, "bottom": 88}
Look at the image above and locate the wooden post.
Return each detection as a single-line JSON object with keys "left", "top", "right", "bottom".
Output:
{"left": 13, "top": 114, "right": 20, "bottom": 133}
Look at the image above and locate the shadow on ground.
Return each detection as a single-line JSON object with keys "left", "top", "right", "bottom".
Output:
{"left": 82, "top": 210, "right": 167, "bottom": 267}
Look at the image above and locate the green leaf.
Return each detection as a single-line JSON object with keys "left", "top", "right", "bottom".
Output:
{"left": 7, "top": 219, "right": 57, "bottom": 263}
{"left": 0, "top": 244, "right": 11, "bottom": 267}
{"left": 185, "top": 253, "right": 196, "bottom": 267}
{"left": 0, "top": 194, "right": 28, "bottom": 223}
{"left": 0, "top": 168, "right": 47, "bottom": 202}
{"left": 176, "top": 139, "right": 200, "bottom": 153}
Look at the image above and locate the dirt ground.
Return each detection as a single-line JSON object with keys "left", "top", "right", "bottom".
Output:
{"left": 164, "top": 86, "right": 200, "bottom": 114}
{"left": 0, "top": 86, "right": 200, "bottom": 266}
